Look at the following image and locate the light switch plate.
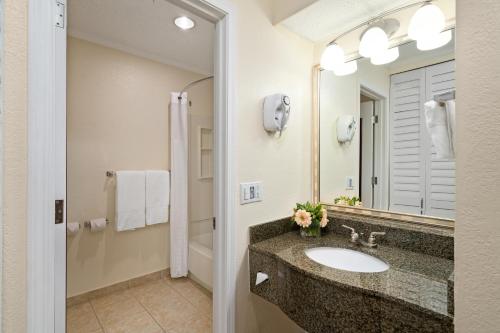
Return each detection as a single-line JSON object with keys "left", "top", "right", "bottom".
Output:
{"left": 240, "top": 182, "right": 263, "bottom": 205}
{"left": 346, "top": 176, "right": 354, "bottom": 190}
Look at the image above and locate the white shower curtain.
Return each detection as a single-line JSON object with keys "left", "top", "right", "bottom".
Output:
{"left": 170, "top": 92, "right": 189, "bottom": 278}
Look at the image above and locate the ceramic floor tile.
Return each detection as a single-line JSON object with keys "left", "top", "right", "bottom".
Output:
{"left": 165, "top": 277, "right": 212, "bottom": 316}
{"left": 91, "top": 290, "right": 163, "bottom": 333}
{"left": 66, "top": 302, "right": 103, "bottom": 333}
{"left": 132, "top": 280, "right": 211, "bottom": 333}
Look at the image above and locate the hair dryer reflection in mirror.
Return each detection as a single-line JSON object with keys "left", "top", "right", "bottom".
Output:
{"left": 336, "top": 115, "right": 357, "bottom": 143}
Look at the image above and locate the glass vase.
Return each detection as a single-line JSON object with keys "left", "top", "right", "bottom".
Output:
{"left": 300, "top": 225, "right": 321, "bottom": 238}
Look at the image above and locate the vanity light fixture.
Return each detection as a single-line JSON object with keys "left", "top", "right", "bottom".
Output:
{"left": 408, "top": 3, "right": 445, "bottom": 41}
{"left": 370, "top": 46, "right": 400, "bottom": 65}
{"left": 320, "top": 43, "right": 346, "bottom": 71}
{"left": 359, "top": 27, "right": 389, "bottom": 58}
{"left": 174, "top": 16, "right": 195, "bottom": 30}
{"left": 416, "top": 29, "right": 452, "bottom": 51}
{"left": 319, "top": 1, "right": 453, "bottom": 75}
{"left": 334, "top": 60, "right": 358, "bottom": 76}
{"left": 409, "top": 2, "right": 450, "bottom": 51}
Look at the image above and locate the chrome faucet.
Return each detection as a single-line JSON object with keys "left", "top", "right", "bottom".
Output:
{"left": 342, "top": 225, "right": 360, "bottom": 243}
{"left": 341, "top": 225, "right": 386, "bottom": 248}
{"left": 365, "top": 231, "right": 386, "bottom": 248}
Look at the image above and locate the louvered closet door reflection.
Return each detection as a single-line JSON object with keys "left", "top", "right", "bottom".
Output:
{"left": 424, "top": 61, "right": 456, "bottom": 219}
{"left": 389, "top": 68, "right": 427, "bottom": 214}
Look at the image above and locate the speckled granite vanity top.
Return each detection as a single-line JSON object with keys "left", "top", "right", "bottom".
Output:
{"left": 250, "top": 230, "right": 453, "bottom": 319}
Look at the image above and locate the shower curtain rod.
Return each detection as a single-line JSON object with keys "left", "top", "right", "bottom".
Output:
{"left": 179, "top": 76, "right": 214, "bottom": 97}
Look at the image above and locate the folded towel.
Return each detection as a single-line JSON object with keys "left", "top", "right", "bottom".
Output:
{"left": 146, "top": 170, "right": 170, "bottom": 225}
{"left": 424, "top": 100, "right": 455, "bottom": 159}
{"left": 115, "top": 171, "right": 146, "bottom": 231}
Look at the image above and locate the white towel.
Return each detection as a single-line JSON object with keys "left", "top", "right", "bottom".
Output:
{"left": 146, "top": 170, "right": 170, "bottom": 225}
{"left": 424, "top": 100, "right": 455, "bottom": 159}
{"left": 115, "top": 171, "right": 146, "bottom": 231}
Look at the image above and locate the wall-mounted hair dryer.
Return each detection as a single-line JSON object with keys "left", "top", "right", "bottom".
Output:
{"left": 263, "top": 94, "right": 291, "bottom": 136}
{"left": 336, "top": 115, "right": 357, "bottom": 143}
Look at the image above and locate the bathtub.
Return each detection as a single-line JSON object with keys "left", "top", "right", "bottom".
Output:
{"left": 188, "top": 232, "right": 213, "bottom": 291}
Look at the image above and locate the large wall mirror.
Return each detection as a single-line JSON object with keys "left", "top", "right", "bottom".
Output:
{"left": 313, "top": 2, "right": 455, "bottom": 226}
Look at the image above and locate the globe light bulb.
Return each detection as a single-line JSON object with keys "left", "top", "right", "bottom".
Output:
{"left": 370, "top": 47, "right": 399, "bottom": 65}
{"left": 408, "top": 3, "right": 445, "bottom": 41}
{"left": 359, "top": 27, "right": 389, "bottom": 58}
{"left": 320, "top": 43, "right": 345, "bottom": 71}
{"left": 333, "top": 60, "right": 358, "bottom": 76}
{"left": 416, "top": 30, "right": 452, "bottom": 51}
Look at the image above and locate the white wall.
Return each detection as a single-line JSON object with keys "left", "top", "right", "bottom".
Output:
{"left": 455, "top": 0, "right": 500, "bottom": 331}
{"left": 319, "top": 61, "right": 390, "bottom": 202}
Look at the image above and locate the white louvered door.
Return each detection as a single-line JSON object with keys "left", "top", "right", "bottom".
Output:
{"left": 389, "top": 60, "right": 456, "bottom": 219}
{"left": 389, "top": 68, "right": 427, "bottom": 214}
{"left": 424, "top": 61, "right": 456, "bottom": 219}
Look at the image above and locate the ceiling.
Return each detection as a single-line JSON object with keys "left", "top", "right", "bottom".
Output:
{"left": 280, "top": 0, "right": 412, "bottom": 42}
{"left": 280, "top": 0, "right": 456, "bottom": 44}
{"left": 68, "top": 0, "right": 215, "bottom": 75}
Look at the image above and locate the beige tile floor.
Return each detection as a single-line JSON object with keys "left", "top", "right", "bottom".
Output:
{"left": 67, "top": 277, "right": 212, "bottom": 333}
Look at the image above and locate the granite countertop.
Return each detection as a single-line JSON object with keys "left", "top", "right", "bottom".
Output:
{"left": 249, "top": 231, "right": 454, "bottom": 319}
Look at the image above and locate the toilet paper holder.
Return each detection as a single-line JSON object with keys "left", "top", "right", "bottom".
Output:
{"left": 83, "top": 219, "right": 110, "bottom": 229}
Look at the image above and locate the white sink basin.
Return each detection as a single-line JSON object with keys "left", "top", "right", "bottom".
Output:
{"left": 305, "top": 247, "right": 389, "bottom": 273}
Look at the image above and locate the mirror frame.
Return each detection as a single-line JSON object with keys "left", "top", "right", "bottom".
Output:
{"left": 312, "top": 65, "right": 454, "bottom": 230}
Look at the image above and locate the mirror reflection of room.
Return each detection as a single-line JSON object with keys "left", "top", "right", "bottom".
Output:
{"left": 318, "top": 4, "right": 455, "bottom": 220}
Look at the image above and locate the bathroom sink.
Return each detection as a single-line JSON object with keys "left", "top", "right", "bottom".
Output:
{"left": 305, "top": 247, "right": 389, "bottom": 273}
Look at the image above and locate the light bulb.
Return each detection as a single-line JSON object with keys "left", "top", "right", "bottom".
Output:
{"left": 370, "top": 47, "right": 399, "bottom": 65}
{"left": 320, "top": 43, "right": 345, "bottom": 71}
{"left": 408, "top": 3, "right": 445, "bottom": 41}
{"left": 417, "top": 30, "right": 452, "bottom": 51}
{"left": 333, "top": 60, "right": 358, "bottom": 76}
{"left": 174, "top": 16, "right": 195, "bottom": 30}
{"left": 359, "top": 27, "right": 389, "bottom": 58}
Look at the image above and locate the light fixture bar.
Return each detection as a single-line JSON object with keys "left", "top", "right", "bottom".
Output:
{"left": 327, "top": 0, "right": 432, "bottom": 45}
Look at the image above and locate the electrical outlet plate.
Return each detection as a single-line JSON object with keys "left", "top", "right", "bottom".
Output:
{"left": 240, "top": 182, "right": 263, "bottom": 205}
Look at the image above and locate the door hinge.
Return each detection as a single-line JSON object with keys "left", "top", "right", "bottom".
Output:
{"left": 212, "top": 217, "right": 216, "bottom": 230}
{"left": 55, "top": 1, "right": 65, "bottom": 29}
{"left": 371, "top": 176, "right": 378, "bottom": 186}
{"left": 420, "top": 198, "right": 424, "bottom": 215}
{"left": 371, "top": 115, "right": 379, "bottom": 124}
{"left": 55, "top": 200, "right": 64, "bottom": 224}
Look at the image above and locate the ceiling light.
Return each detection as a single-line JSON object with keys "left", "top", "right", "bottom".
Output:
{"left": 359, "top": 27, "right": 389, "bottom": 58}
{"left": 416, "top": 30, "right": 452, "bottom": 51}
{"left": 370, "top": 47, "right": 399, "bottom": 65}
{"left": 408, "top": 3, "right": 445, "bottom": 41}
{"left": 320, "top": 43, "right": 345, "bottom": 71}
{"left": 333, "top": 60, "right": 358, "bottom": 76}
{"left": 174, "top": 16, "right": 195, "bottom": 30}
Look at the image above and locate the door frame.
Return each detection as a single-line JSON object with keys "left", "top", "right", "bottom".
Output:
{"left": 27, "top": 0, "right": 236, "bottom": 332}
{"left": 359, "top": 85, "right": 389, "bottom": 210}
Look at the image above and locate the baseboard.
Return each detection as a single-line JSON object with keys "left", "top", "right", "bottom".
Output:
{"left": 66, "top": 269, "right": 169, "bottom": 307}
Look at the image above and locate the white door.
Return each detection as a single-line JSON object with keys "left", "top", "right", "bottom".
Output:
{"left": 424, "top": 61, "right": 456, "bottom": 219}
{"left": 360, "top": 101, "right": 374, "bottom": 207}
{"left": 389, "top": 68, "right": 427, "bottom": 215}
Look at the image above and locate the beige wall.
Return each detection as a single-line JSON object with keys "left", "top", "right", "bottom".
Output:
{"left": 234, "top": 1, "right": 313, "bottom": 332}
{"left": 2, "top": 0, "right": 27, "bottom": 332}
{"left": 455, "top": 0, "right": 500, "bottom": 331}
{"left": 66, "top": 37, "right": 211, "bottom": 297}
